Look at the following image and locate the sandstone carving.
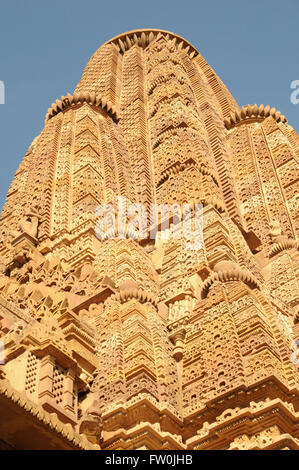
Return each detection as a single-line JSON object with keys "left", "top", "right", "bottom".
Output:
{"left": 0, "top": 29, "right": 298, "bottom": 450}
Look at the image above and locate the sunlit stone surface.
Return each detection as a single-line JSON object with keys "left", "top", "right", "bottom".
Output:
{"left": 0, "top": 29, "right": 298, "bottom": 450}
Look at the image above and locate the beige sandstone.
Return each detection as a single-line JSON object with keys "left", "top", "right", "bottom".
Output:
{"left": 0, "top": 29, "right": 298, "bottom": 450}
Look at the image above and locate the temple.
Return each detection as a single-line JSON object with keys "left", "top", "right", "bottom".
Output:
{"left": 0, "top": 29, "right": 298, "bottom": 450}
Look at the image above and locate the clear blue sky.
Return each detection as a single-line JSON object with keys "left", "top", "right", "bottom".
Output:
{"left": 0, "top": 0, "right": 298, "bottom": 210}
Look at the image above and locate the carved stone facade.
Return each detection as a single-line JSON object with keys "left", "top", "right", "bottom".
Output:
{"left": 0, "top": 29, "right": 298, "bottom": 450}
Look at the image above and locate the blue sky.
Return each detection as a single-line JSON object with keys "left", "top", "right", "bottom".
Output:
{"left": 0, "top": 0, "right": 298, "bottom": 210}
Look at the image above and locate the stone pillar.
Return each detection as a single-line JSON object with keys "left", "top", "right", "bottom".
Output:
{"left": 38, "top": 355, "right": 55, "bottom": 402}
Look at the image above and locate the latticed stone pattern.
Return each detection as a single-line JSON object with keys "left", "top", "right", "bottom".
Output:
{"left": 0, "top": 29, "right": 298, "bottom": 450}
{"left": 53, "top": 365, "right": 66, "bottom": 406}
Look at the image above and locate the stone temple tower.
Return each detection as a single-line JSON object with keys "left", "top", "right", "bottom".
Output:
{"left": 0, "top": 29, "right": 298, "bottom": 450}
